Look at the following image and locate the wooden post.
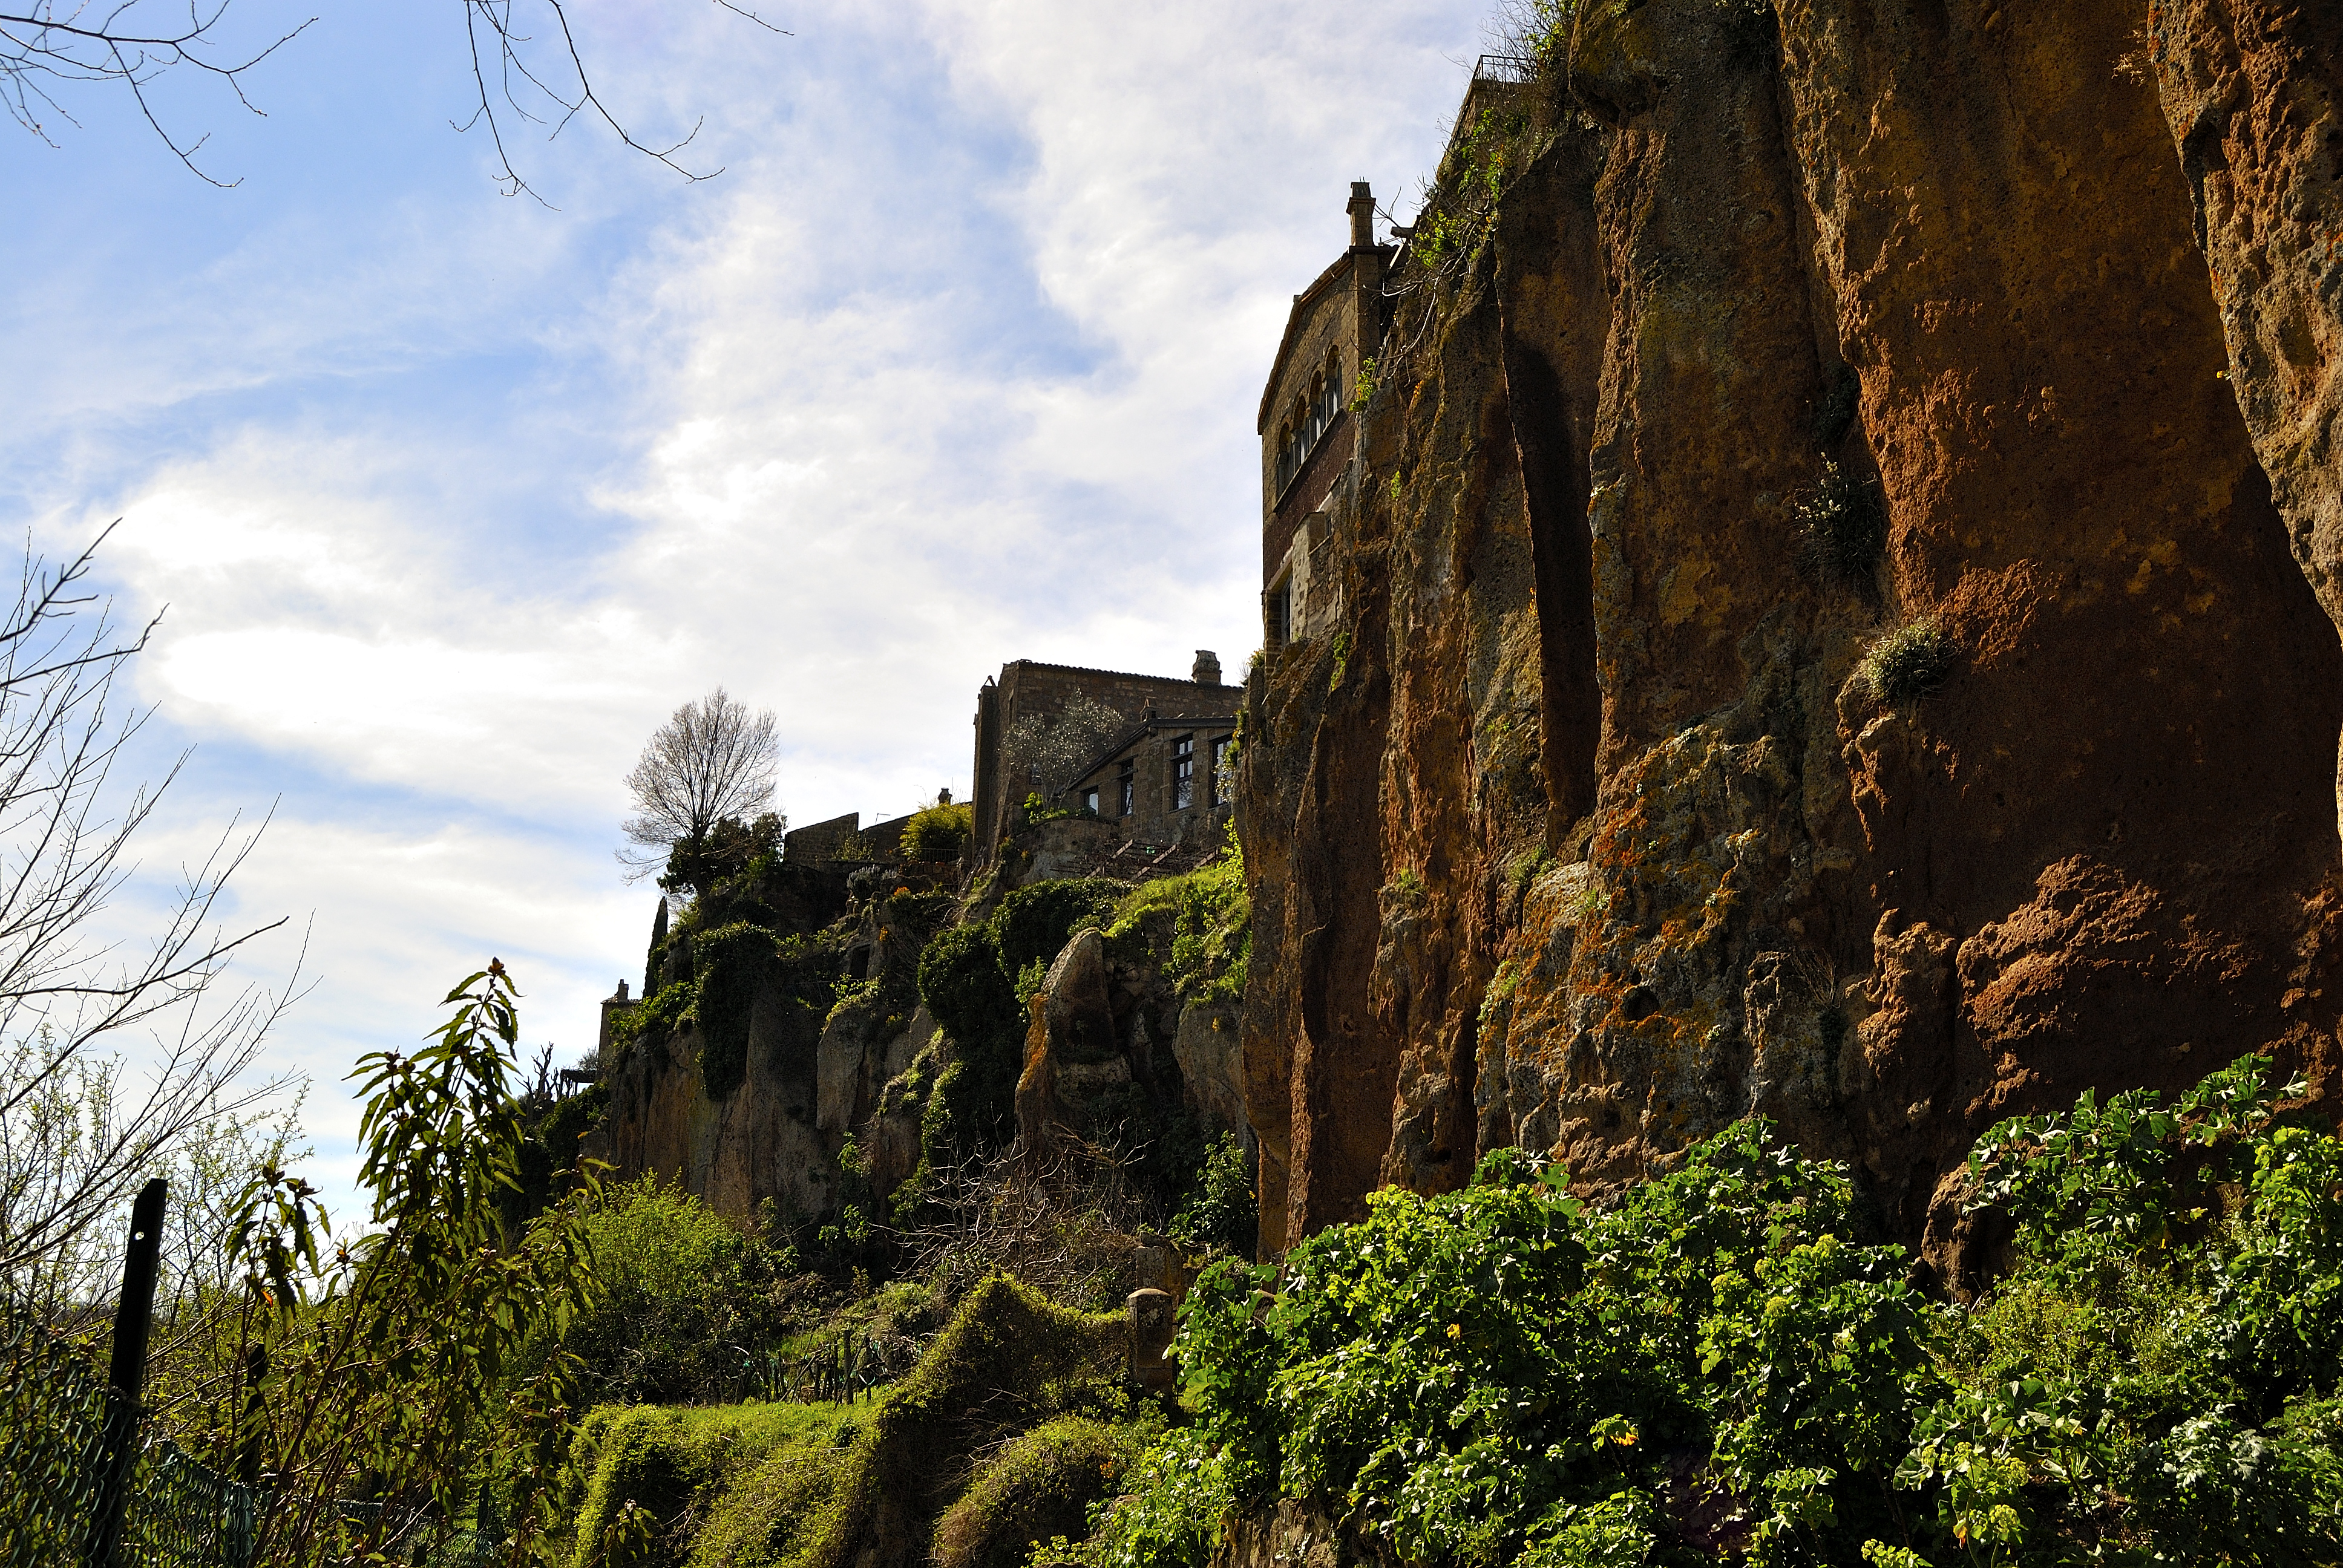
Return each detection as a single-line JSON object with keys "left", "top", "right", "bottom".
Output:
{"left": 84, "top": 1177, "right": 166, "bottom": 1568}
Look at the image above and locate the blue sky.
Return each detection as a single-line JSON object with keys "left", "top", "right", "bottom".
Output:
{"left": 3, "top": 0, "right": 1492, "bottom": 1213}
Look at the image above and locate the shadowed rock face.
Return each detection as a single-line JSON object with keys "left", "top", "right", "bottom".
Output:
{"left": 1238, "top": 0, "right": 2343, "bottom": 1282}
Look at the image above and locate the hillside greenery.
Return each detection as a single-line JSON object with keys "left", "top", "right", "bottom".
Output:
{"left": 1063, "top": 1054, "right": 2341, "bottom": 1567}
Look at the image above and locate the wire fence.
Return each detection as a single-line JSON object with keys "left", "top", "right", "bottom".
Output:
{"left": 0, "top": 1300, "right": 259, "bottom": 1568}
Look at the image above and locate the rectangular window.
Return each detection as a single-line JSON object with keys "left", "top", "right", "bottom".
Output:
{"left": 1117, "top": 760, "right": 1135, "bottom": 817}
{"left": 1081, "top": 787, "right": 1100, "bottom": 815}
{"left": 1173, "top": 736, "right": 1195, "bottom": 811}
{"left": 1267, "top": 580, "right": 1292, "bottom": 647}
{"left": 1211, "top": 737, "right": 1231, "bottom": 805}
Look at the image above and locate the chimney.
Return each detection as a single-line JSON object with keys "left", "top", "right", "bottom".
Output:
{"left": 1193, "top": 650, "right": 1223, "bottom": 685}
{"left": 1348, "top": 181, "right": 1375, "bottom": 250}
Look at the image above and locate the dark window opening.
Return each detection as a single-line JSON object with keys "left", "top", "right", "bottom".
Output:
{"left": 1267, "top": 579, "right": 1293, "bottom": 647}
{"left": 1081, "top": 786, "right": 1100, "bottom": 815}
{"left": 1117, "top": 760, "right": 1135, "bottom": 817}
{"left": 1173, "top": 735, "right": 1195, "bottom": 811}
{"left": 1211, "top": 737, "right": 1231, "bottom": 805}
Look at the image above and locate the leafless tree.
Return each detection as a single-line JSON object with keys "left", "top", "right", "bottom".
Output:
{"left": 1, "top": 0, "right": 788, "bottom": 196}
{"left": 1001, "top": 695, "right": 1127, "bottom": 806}
{"left": 0, "top": 523, "right": 303, "bottom": 1297}
{"left": 903, "top": 1134, "right": 1156, "bottom": 1315}
{"left": 617, "top": 685, "right": 779, "bottom": 883}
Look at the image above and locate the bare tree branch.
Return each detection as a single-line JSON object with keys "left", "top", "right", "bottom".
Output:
{"left": 1, "top": 1, "right": 785, "bottom": 196}
{"left": 0, "top": 528, "right": 306, "bottom": 1293}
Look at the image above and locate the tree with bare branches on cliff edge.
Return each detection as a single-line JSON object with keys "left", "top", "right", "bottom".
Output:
{"left": 618, "top": 686, "right": 781, "bottom": 886}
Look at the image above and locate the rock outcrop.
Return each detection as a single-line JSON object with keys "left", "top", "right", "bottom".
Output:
{"left": 1239, "top": 0, "right": 2343, "bottom": 1281}
{"left": 594, "top": 820, "right": 1252, "bottom": 1232}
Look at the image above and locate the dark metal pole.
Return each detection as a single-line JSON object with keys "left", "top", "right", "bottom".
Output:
{"left": 84, "top": 1177, "right": 165, "bottom": 1568}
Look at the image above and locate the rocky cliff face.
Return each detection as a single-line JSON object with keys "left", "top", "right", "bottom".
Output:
{"left": 592, "top": 825, "right": 1251, "bottom": 1233}
{"left": 1238, "top": 0, "right": 2343, "bottom": 1281}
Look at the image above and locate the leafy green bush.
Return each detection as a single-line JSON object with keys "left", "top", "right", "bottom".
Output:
{"left": 903, "top": 802, "right": 975, "bottom": 862}
{"left": 995, "top": 879, "right": 1129, "bottom": 979}
{"left": 784, "top": 1276, "right": 1126, "bottom": 1568}
{"left": 932, "top": 1416, "right": 1151, "bottom": 1568}
{"left": 1083, "top": 1057, "right": 2343, "bottom": 1567}
{"left": 1166, "top": 836, "right": 1248, "bottom": 1004}
{"left": 917, "top": 923, "right": 1025, "bottom": 1146}
{"left": 555, "top": 1175, "right": 798, "bottom": 1408}
{"left": 662, "top": 812, "right": 785, "bottom": 902}
{"left": 1168, "top": 1133, "right": 1256, "bottom": 1261}
{"left": 1858, "top": 619, "right": 1955, "bottom": 704}
{"left": 1066, "top": 1426, "right": 1232, "bottom": 1568}
{"left": 609, "top": 976, "right": 700, "bottom": 1070}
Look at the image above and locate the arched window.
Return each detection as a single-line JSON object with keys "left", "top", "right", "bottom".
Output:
{"left": 1273, "top": 349, "right": 1354, "bottom": 498}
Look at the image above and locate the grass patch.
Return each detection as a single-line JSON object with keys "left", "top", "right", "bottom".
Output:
{"left": 1858, "top": 618, "right": 1956, "bottom": 704}
{"left": 784, "top": 1275, "right": 1126, "bottom": 1568}
{"left": 564, "top": 1400, "right": 853, "bottom": 1568}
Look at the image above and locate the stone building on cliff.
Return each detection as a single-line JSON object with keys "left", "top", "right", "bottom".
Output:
{"left": 1058, "top": 701, "right": 1238, "bottom": 854}
{"left": 968, "top": 655, "right": 1239, "bottom": 873}
{"left": 1260, "top": 183, "right": 1393, "bottom": 651}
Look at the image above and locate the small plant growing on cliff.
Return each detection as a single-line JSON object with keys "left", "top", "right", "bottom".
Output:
{"left": 1382, "top": 866, "right": 1427, "bottom": 914}
{"left": 1350, "top": 355, "right": 1378, "bottom": 413}
{"left": 1168, "top": 1132, "right": 1258, "bottom": 1260}
{"left": 1859, "top": 618, "right": 1956, "bottom": 704}
{"left": 1327, "top": 630, "right": 1352, "bottom": 692}
{"left": 1795, "top": 454, "right": 1886, "bottom": 582}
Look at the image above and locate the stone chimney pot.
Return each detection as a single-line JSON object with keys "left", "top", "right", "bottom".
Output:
{"left": 1193, "top": 650, "right": 1223, "bottom": 685}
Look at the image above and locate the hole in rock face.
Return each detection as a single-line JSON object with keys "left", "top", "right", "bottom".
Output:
{"left": 1620, "top": 985, "right": 1660, "bottom": 1022}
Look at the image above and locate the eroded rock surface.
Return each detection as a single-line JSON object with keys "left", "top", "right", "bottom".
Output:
{"left": 1239, "top": 0, "right": 2343, "bottom": 1280}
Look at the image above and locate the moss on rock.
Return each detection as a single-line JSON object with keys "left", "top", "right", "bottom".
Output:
{"left": 930, "top": 1416, "right": 1151, "bottom": 1568}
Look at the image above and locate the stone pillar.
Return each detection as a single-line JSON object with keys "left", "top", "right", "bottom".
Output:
{"left": 1127, "top": 1288, "right": 1176, "bottom": 1390}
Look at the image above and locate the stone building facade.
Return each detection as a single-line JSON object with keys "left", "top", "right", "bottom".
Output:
{"left": 969, "top": 654, "right": 1239, "bottom": 872}
{"left": 1260, "top": 183, "right": 1394, "bottom": 650}
{"left": 1061, "top": 707, "right": 1240, "bottom": 857}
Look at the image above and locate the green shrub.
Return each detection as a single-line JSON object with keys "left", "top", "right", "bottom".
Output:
{"left": 932, "top": 1416, "right": 1150, "bottom": 1568}
{"left": 1168, "top": 1133, "right": 1256, "bottom": 1261}
{"left": 1795, "top": 454, "right": 1884, "bottom": 581}
{"left": 685, "top": 1435, "right": 845, "bottom": 1568}
{"left": 609, "top": 977, "right": 700, "bottom": 1071}
{"left": 994, "top": 879, "right": 1128, "bottom": 979}
{"left": 1859, "top": 618, "right": 1956, "bottom": 704}
{"left": 903, "top": 802, "right": 975, "bottom": 862}
{"left": 1078, "top": 1057, "right": 2343, "bottom": 1567}
{"left": 554, "top": 1176, "right": 796, "bottom": 1408}
{"left": 784, "top": 1276, "right": 1126, "bottom": 1568}
{"left": 1167, "top": 835, "right": 1247, "bottom": 1005}
{"left": 663, "top": 812, "right": 785, "bottom": 903}
{"left": 1067, "top": 1427, "right": 1233, "bottom": 1568}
